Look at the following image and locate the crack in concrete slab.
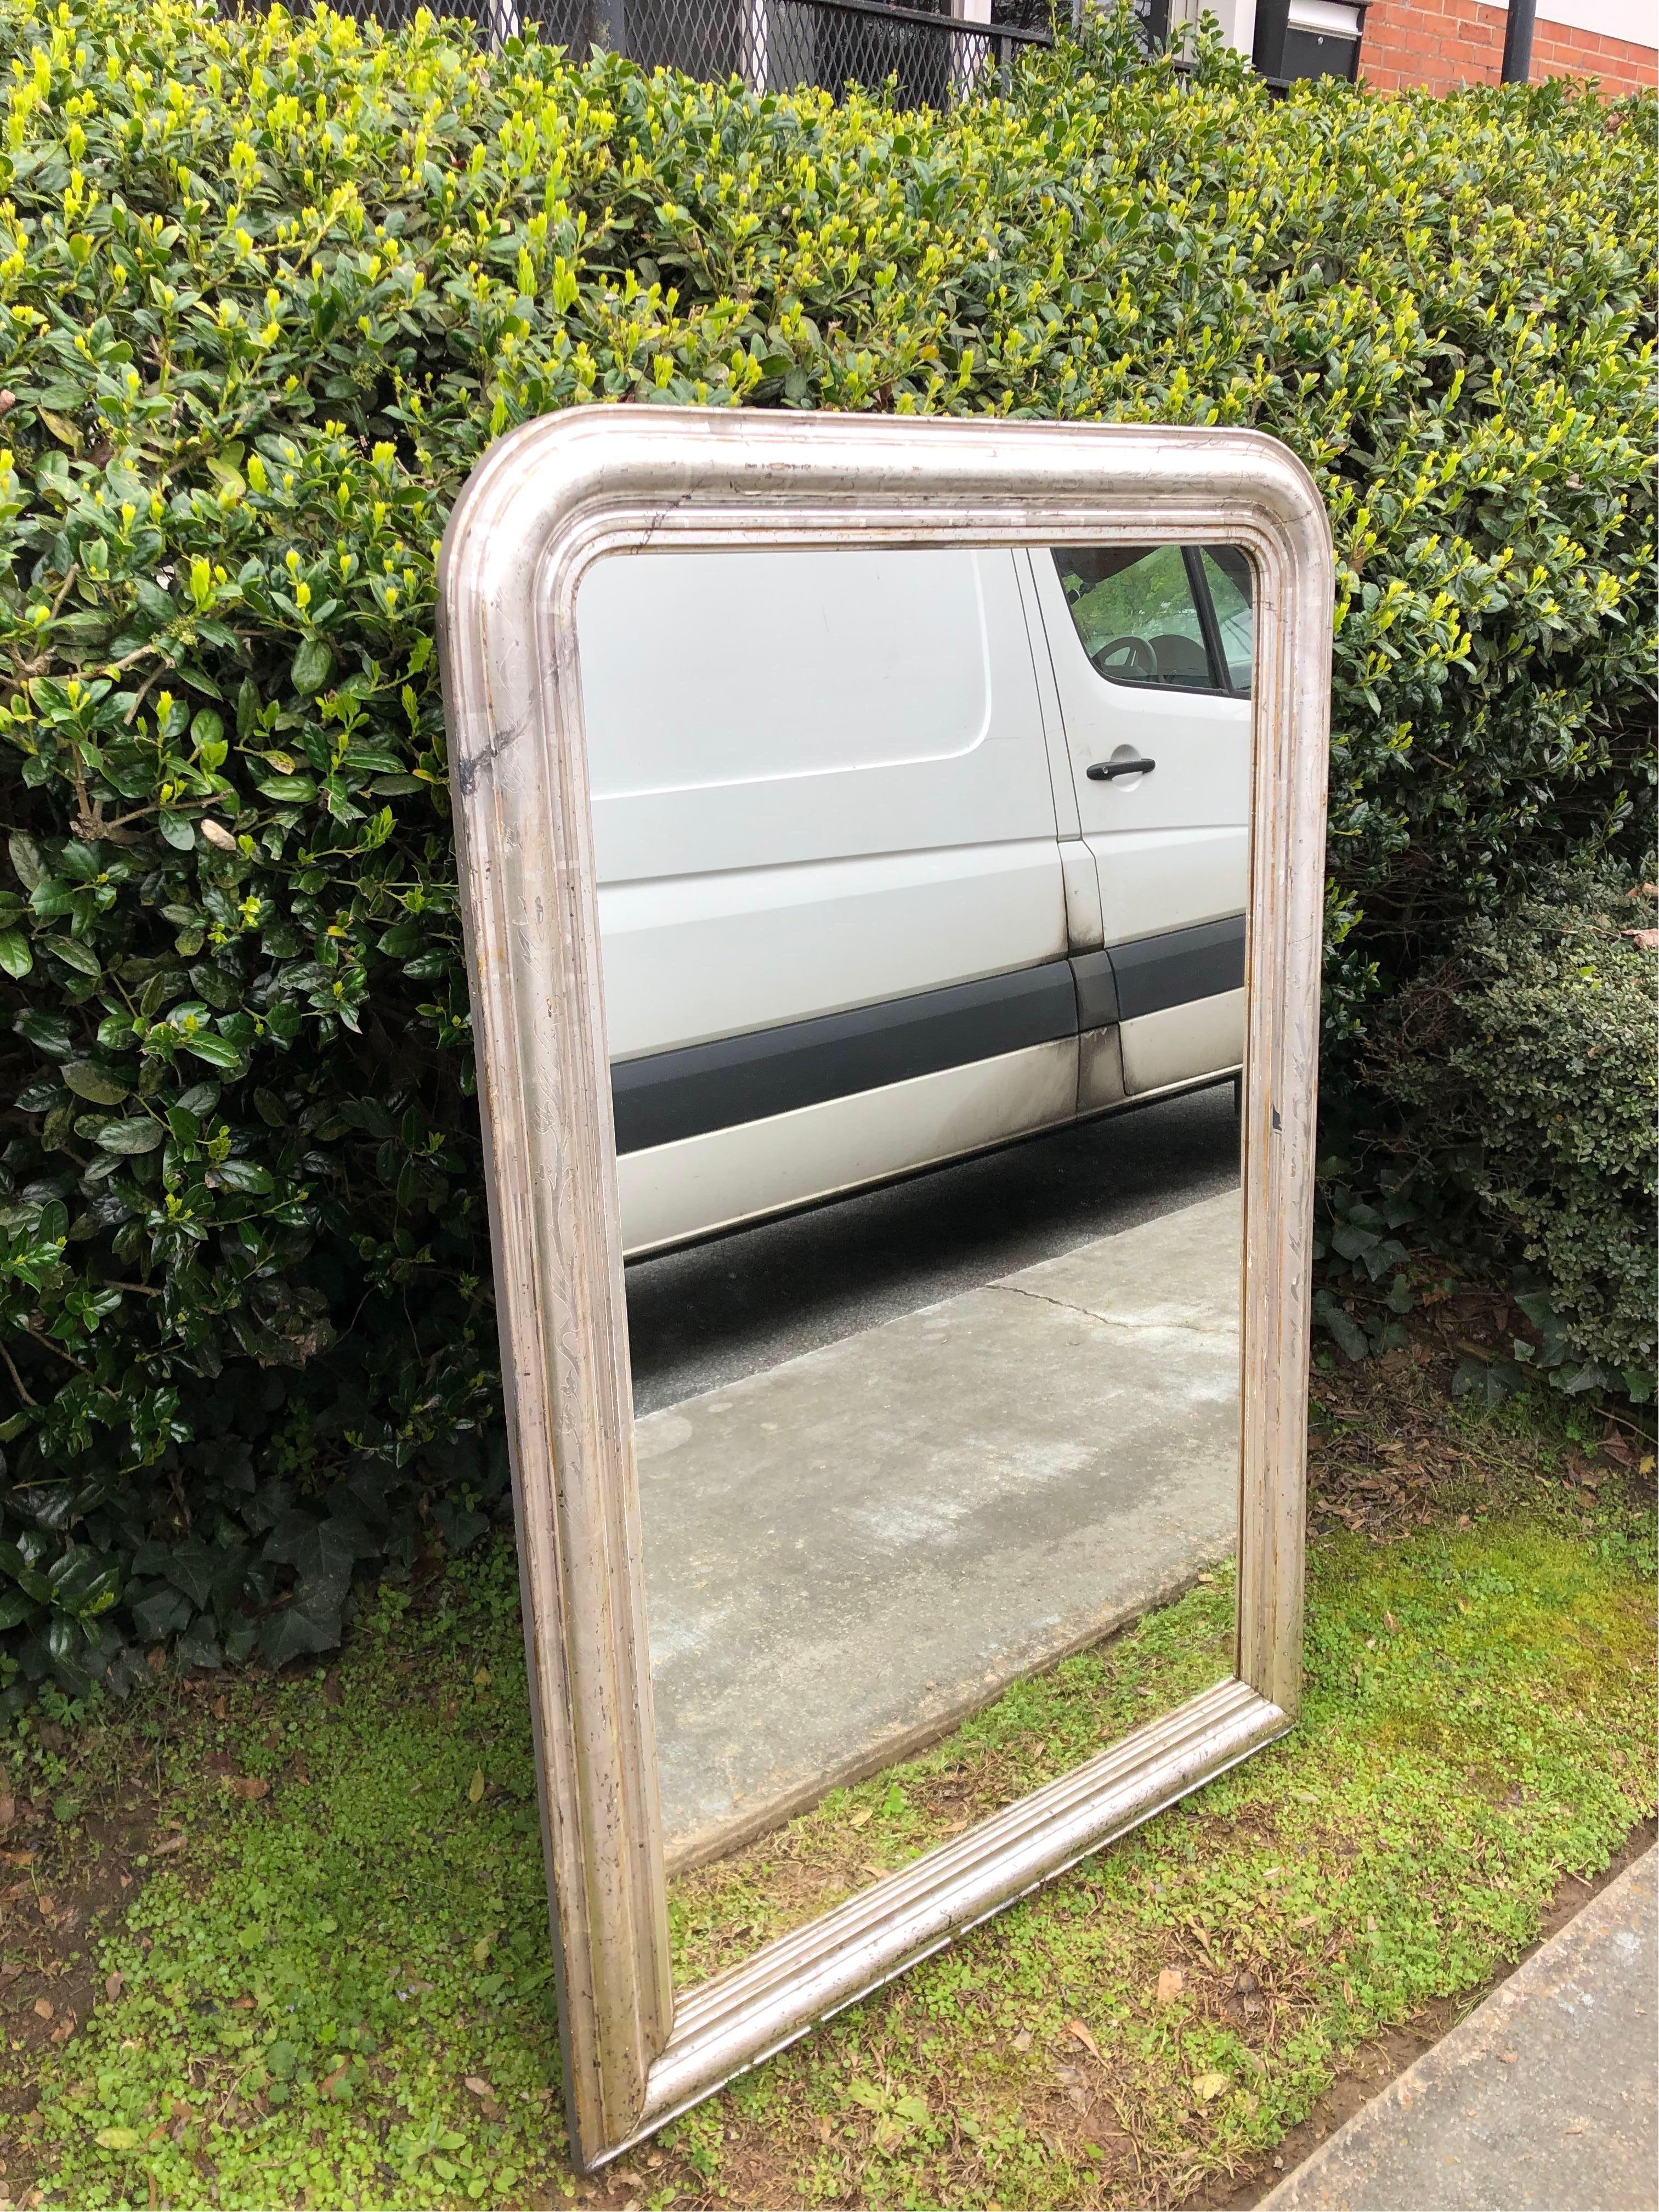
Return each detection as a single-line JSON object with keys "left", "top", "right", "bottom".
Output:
{"left": 990, "top": 1280, "right": 1236, "bottom": 1338}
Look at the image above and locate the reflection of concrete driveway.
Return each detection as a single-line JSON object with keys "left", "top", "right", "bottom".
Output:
{"left": 626, "top": 1080, "right": 1240, "bottom": 1416}
{"left": 636, "top": 1179, "right": 1242, "bottom": 1871}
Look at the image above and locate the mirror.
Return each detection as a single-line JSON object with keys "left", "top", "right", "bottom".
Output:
{"left": 438, "top": 407, "right": 1330, "bottom": 2170}
{"left": 577, "top": 540, "right": 1251, "bottom": 1973}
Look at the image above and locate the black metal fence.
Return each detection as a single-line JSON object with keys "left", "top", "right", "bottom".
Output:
{"left": 268, "top": 0, "right": 1194, "bottom": 101}
{"left": 321, "top": 0, "right": 1062, "bottom": 99}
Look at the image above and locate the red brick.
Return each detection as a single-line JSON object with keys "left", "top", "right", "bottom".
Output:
{"left": 1350, "top": 0, "right": 1654, "bottom": 96}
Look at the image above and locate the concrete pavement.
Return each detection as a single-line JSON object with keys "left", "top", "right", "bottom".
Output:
{"left": 1261, "top": 1847, "right": 1658, "bottom": 2212}
{"left": 625, "top": 1079, "right": 1239, "bottom": 1415}
{"left": 637, "top": 1185, "right": 1241, "bottom": 1868}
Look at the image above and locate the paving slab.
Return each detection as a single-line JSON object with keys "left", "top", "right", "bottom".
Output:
{"left": 1261, "top": 1847, "right": 1658, "bottom": 2212}
{"left": 637, "top": 1185, "right": 1241, "bottom": 1868}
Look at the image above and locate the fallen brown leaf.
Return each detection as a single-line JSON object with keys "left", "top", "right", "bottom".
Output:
{"left": 464, "top": 2077, "right": 494, "bottom": 2098}
{"left": 32, "top": 1998, "right": 52, "bottom": 2021}
{"left": 153, "top": 1834, "right": 188, "bottom": 1855}
{"left": 1156, "top": 1968, "right": 1184, "bottom": 2004}
{"left": 228, "top": 1776, "right": 270, "bottom": 1802}
{"left": 48, "top": 2015, "right": 75, "bottom": 2045}
{"left": 1064, "top": 2017, "right": 1102, "bottom": 2061}
{"left": 104, "top": 1972, "right": 123, "bottom": 2004}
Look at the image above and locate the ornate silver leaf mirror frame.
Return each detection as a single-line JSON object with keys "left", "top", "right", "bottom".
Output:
{"left": 437, "top": 408, "right": 1333, "bottom": 2171}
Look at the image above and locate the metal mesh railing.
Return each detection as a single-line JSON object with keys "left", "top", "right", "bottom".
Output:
{"left": 317, "top": 0, "right": 1057, "bottom": 99}
{"left": 272, "top": 0, "right": 1203, "bottom": 98}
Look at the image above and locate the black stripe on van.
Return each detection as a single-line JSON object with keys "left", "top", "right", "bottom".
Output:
{"left": 611, "top": 960, "right": 1077, "bottom": 1155}
{"left": 609, "top": 913, "right": 1247, "bottom": 1155}
{"left": 1089, "top": 914, "right": 1246, "bottom": 1025}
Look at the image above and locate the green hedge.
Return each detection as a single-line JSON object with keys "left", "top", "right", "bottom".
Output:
{"left": 0, "top": 0, "right": 1652, "bottom": 1704}
{"left": 1366, "top": 875, "right": 1657, "bottom": 1385}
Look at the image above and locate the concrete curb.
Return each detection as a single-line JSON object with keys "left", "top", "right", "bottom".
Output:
{"left": 1259, "top": 1846, "right": 1657, "bottom": 2211}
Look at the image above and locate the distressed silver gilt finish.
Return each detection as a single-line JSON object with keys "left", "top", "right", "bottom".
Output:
{"left": 436, "top": 408, "right": 1334, "bottom": 2171}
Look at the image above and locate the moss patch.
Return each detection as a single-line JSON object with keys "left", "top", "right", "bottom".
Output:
{"left": 0, "top": 1408, "right": 1651, "bottom": 2210}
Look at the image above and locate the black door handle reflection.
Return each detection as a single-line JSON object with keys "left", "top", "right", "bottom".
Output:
{"left": 1086, "top": 756, "right": 1158, "bottom": 782}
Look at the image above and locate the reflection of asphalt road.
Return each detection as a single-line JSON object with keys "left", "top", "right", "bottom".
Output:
{"left": 625, "top": 1080, "right": 1241, "bottom": 1416}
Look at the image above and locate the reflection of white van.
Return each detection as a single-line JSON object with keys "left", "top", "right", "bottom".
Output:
{"left": 577, "top": 543, "right": 1253, "bottom": 1257}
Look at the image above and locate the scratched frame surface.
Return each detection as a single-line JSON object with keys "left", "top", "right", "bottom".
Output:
{"left": 436, "top": 408, "right": 1334, "bottom": 2170}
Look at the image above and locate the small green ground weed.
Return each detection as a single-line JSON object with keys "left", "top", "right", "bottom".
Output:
{"left": 0, "top": 1378, "right": 1651, "bottom": 2211}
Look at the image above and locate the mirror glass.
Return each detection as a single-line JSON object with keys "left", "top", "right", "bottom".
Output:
{"left": 576, "top": 540, "right": 1252, "bottom": 1984}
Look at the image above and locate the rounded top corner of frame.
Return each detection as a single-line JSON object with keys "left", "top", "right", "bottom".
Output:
{"left": 1218, "top": 427, "right": 1334, "bottom": 569}
{"left": 439, "top": 406, "right": 619, "bottom": 601}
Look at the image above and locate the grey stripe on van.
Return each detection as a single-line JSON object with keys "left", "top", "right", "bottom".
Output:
{"left": 1099, "top": 914, "right": 1245, "bottom": 1023}
{"left": 611, "top": 960, "right": 1078, "bottom": 1155}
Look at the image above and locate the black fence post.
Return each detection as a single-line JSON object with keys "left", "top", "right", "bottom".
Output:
{"left": 1501, "top": 0, "right": 1535, "bottom": 80}
{"left": 1250, "top": 0, "right": 1290, "bottom": 77}
{"left": 590, "top": 0, "right": 629, "bottom": 55}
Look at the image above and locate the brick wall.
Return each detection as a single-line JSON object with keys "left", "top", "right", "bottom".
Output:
{"left": 1358, "top": 0, "right": 1657, "bottom": 94}
{"left": 1532, "top": 15, "right": 1657, "bottom": 92}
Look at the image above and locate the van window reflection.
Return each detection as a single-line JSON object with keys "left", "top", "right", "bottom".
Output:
{"left": 1201, "top": 547, "right": 1255, "bottom": 697}
{"left": 1052, "top": 545, "right": 1253, "bottom": 697}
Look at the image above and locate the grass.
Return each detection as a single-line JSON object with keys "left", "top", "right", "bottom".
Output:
{"left": 669, "top": 1574, "right": 1237, "bottom": 1987}
{"left": 0, "top": 1360, "right": 1651, "bottom": 2212}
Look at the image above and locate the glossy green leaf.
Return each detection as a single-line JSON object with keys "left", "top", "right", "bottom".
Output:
{"left": 291, "top": 637, "right": 333, "bottom": 697}
{"left": 213, "top": 1159, "right": 275, "bottom": 1195}
{"left": 62, "top": 1061, "right": 129, "bottom": 1105}
{"left": 92, "top": 1117, "right": 166, "bottom": 1155}
{"left": 177, "top": 1032, "right": 245, "bottom": 1071}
